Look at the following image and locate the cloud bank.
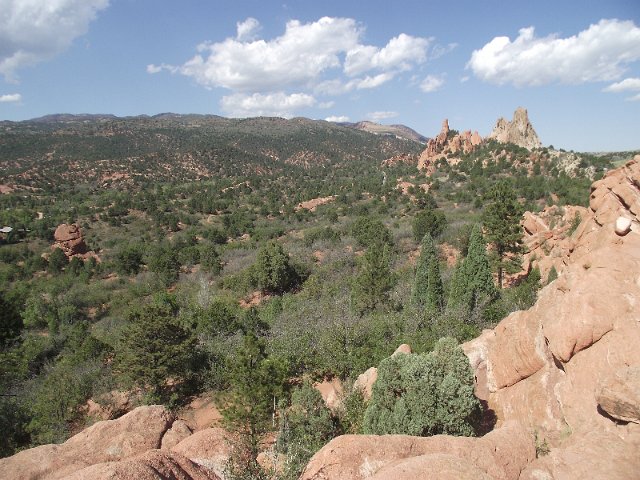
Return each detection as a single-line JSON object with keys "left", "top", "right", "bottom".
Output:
{"left": 0, "top": 0, "right": 109, "bottom": 81}
{"left": 150, "top": 16, "right": 437, "bottom": 117}
{"left": 467, "top": 19, "right": 640, "bottom": 87}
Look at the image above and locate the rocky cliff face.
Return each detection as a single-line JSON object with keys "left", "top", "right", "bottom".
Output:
{"left": 417, "top": 119, "right": 482, "bottom": 173}
{"left": 302, "top": 157, "right": 640, "bottom": 479}
{"left": 487, "top": 107, "right": 541, "bottom": 150}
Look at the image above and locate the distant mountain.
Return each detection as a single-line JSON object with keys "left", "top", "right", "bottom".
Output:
{"left": 336, "top": 120, "right": 428, "bottom": 143}
{"left": 0, "top": 113, "right": 424, "bottom": 191}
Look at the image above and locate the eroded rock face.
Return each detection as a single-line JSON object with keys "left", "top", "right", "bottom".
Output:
{"left": 0, "top": 406, "right": 175, "bottom": 480}
{"left": 487, "top": 107, "right": 542, "bottom": 150}
{"left": 171, "top": 427, "right": 230, "bottom": 479}
{"left": 63, "top": 450, "right": 221, "bottom": 480}
{"left": 462, "top": 157, "right": 640, "bottom": 476}
{"left": 417, "top": 119, "right": 482, "bottom": 173}
{"left": 597, "top": 366, "right": 640, "bottom": 424}
{"left": 301, "top": 421, "right": 535, "bottom": 480}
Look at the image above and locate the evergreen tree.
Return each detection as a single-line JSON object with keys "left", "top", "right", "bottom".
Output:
{"left": 277, "top": 382, "right": 338, "bottom": 480}
{"left": 351, "top": 243, "right": 396, "bottom": 314}
{"left": 222, "top": 309, "right": 287, "bottom": 480}
{"left": 253, "top": 241, "right": 298, "bottom": 294}
{"left": 448, "top": 224, "right": 497, "bottom": 315}
{"left": 48, "top": 248, "right": 67, "bottom": 274}
{"left": 411, "top": 233, "right": 444, "bottom": 313}
{"left": 114, "top": 294, "right": 197, "bottom": 402}
{"left": 483, "top": 181, "right": 524, "bottom": 288}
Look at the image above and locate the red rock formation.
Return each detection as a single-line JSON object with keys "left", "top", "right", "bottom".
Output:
{"left": 487, "top": 107, "right": 542, "bottom": 150}
{"left": 417, "top": 119, "right": 482, "bottom": 173}
{"left": 63, "top": 450, "right": 220, "bottom": 480}
{"left": 301, "top": 422, "right": 535, "bottom": 480}
{"left": 0, "top": 406, "right": 175, "bottom": 479}
{"left": 52, "top": 223, "right": 88, "bottom": 257}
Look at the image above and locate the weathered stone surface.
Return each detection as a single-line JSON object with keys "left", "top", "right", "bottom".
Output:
{"left": 597, "top": 366, "right": 640, "bottom": 424}
{"left": 52, "top": 223, "right": 88, "bottom": 257}
{"left": 314, "top": 377, "right": 344, "bottom": 411}
{"left": 615, "top": 216, "right": 632, "bottom": 235}
{"left": 353, "top": 366, "right": 378, "bottom": 401}
{"left": 0, "top": 406, "right": 174, "bottom": 480}
{"left": 520, "top": 428, "right": 640, "bottom": 480}
{"left": 300, "top": 421, "right": 534, "bottom": 480}
{"left": 62, "top": 450, "right": 221, "bottom": 480}
{"left": 369, "top": 453, "right": 492, "bottom": 480}
{"left": 171, "top": 427, "right": 230, "bottom": 478}
{"left": 392, "top": 343, "right": 412, "bottom": 356}
{"left": 160, "top": 419, "right": 192, "bottom": 450}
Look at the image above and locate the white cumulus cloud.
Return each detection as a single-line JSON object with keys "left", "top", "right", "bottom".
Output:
{"left": 603, "top": 77, "right": 640, "bottom": 92}
{"left": 467, "top": 19, "right": 640, "bottom": 87}
{"left": 344, "top": 33, "right": 430, "bottom": 76}
{"left": 236, "top": 17, "right": 261, "bottom": 42}
{"left": 0, "top": 93, "right": 21, "bottom": 102}
{"left": 178, "top": 17, "right": 361, "bottom": 92}
{"left": 220, "top": 92, "right": 316, "bottom": 118}
{"left": 366, "top": 111, "right": 398, "bottom": 121}
{"left": 325, "top": 115, "right": 349, "bottom": 122}
{"left": 420, "top": 74, "right": 444, "bottom": 92}
{"left": 154, "top": 16, "right": 437, "bottom": 118}
{"left": 0, "top": 0, "right": 109, "bottom": 81}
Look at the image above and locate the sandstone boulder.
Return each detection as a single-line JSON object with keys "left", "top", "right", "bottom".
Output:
{"left": 314, "top": 377, "right": 344, "bottom": 411}
{"left": 52, "top": 223, "right": 88, "bottom": 257}
{"left": 300, "top": 421, "right": 534, "bottom": 480}
{"left": 596, "top": 366, "right": 640, "bottom": 424}
{"left": 615, "top": 216, "right": 632, "bottom": 235}
{"left": 353, "top": 366, "right": 378, "bottom": 401}
{"left": 0, "top": 405, "right": 174, "bottom": 480}
{"left": 62, "top": 450, "right": 220, "bottom": 480}
{"left": 160, "top": 419, "right": 192, "bottom": 450}
{"left": 171, "top": 427, "right": 230, "bottom": 478}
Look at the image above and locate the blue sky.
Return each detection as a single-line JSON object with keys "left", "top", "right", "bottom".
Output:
{"left": 0, "top": 0, "right": 639, "bottom": 151}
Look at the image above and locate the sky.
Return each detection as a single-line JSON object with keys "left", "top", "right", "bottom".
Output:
{"left": 0, "top": 0, "right": 639, "bottom": 152}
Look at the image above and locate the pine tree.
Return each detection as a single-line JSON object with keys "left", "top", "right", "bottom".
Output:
{"left": 351, "top": 243, "right": 396, "bottom": 313}
{"left": 114, "top": 294, "right": 197, "bottom": 402}
{"left": 411, "top": 233, "right": 444, "bottom": 314}
{"left": 482, "top": 181, "right": 524, "bottom": 288}
{"left": 448, "top": 224, "right": 497, "bottom": 314}
{"left": 222, "top": 310, "right": 287, "bottom": 480}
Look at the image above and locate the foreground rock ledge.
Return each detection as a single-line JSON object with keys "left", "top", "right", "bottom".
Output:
{"left": 301, "top": 422, "right": 535, "bottom": 480}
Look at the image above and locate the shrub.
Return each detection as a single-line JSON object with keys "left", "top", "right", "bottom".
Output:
{"left": 252, "top": 241, "right": 300, "bottom": 295}
{"left": 363, "top": 337, "right": 481, "bottom": 437}
{"left": 277, "top": 382, "right": 338, "bottom": 480}
{"left": 351, "top": 217, "right": 393, "bottom": 248}
{"left": 412, "top": 207, "right": 446, "bottom": 241}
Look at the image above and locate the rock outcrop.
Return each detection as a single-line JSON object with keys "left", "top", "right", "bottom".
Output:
{"left": 301, "top": 421, "right": 535, "bottom": 480}
{"left": 463, "top": 157, "right": 640, "bottom": 477}
{"left": 52, "top": 223, "right": 88, "bottom": 257}
{"left": 487, "top": 107, "right": 541, "bottom": 150}
{"left": 0, "top": 406, "right": 175, "bottom": 479}
{"left": 63, "top": 450, "right": 220, "bottom": 480}
{"left": 0, "top": 405, "right": 229, "bottom": 480}
{"left": 417, "top": 119, "right": 482, "bottom": 173}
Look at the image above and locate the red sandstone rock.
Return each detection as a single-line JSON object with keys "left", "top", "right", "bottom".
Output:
{"left": 300, "top": 421, "right": 534, "bottom": 480}
{"left": 160, "top": 419, "right": 192, "bottom": 450}
{"left": 0, "top": 406, "right": 174, "bottom": 480}
{"left": 596, "top": 366, "right": 640, "bottom": 424}
{"left": 171, "top": 427, "right": 230, "bottom": 478}
{"left": 353, "top": 366, "right": 378, "bottom": 401}
{"left": 52, "top": 223, "right": 88, "bottom": 257}
{"left": 314, "top": 377, "right": 344, "bottom": 411}
{"left": 62, "top": 450, "right": 220, "bottom": 480}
